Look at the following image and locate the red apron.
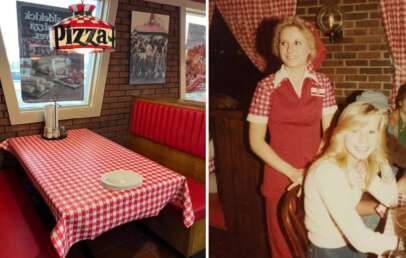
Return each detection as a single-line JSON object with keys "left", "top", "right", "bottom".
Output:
{"left": 264, "top": 77, "right": 323, "bottom": 258}
{"left": 263, "top": 77, "right": 323, "bottom": 196}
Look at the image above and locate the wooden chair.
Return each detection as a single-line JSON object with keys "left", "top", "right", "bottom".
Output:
{"left": 281, "top": 186, "right": 309, "bottom": 258}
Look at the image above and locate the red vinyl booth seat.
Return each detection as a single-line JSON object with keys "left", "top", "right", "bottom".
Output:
{"left": 130, "top": 100, "right": 206, "bottom": 159}
{"left": 0, "top": 169, "right": 58, "bottom": 258}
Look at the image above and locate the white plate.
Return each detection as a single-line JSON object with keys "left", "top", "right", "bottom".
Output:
{"left": 101, "top": 170, "right": 143, "bottom": 191}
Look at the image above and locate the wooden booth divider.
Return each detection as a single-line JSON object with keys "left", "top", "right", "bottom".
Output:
{"left": 210, "top": 109, "right": 270, "bottom": 258}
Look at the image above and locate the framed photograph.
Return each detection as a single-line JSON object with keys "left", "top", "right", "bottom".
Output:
{"left": 130, "top": 11, "right": 170, "bottom": 85}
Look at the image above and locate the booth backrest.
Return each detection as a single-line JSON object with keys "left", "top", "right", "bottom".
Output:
{"left": 130, "top": 98, "right": 205, "bottom": 159}
{"left": 129, "top": 97, "right": 206, "bottom": 182}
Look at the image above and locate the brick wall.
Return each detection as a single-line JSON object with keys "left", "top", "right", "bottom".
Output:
{"left": 0, "top": 0, "right": 180, "bottom": 146}
{"left": 297, "top": 0, "right": 393, "bottom": 103}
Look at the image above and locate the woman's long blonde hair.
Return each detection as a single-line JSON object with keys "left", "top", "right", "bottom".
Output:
{"left": 315, "top": 101, "right": 388, "bottom": 188}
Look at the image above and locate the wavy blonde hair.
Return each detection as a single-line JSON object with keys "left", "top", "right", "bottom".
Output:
{"left": 272, "top": 16, "right": 317, "bottom": 63}
{"left": 315, "top": 101, "right": 388, "bottom": 188}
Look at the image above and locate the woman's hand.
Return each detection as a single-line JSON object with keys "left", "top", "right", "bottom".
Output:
{"left": 347, "top": 160, "right": 367, "bottom": 189}
{"left": 287, "top": 168, "right": 304, "bottom": 183}
{"left": 249, "top": 122, "right": 305, "bottom": 182}
{"left": 287, "top": 168, "right": 304, "bottom": 196}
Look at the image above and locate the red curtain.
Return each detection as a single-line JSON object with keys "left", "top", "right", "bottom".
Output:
{"left": 380, "top": 0, "right": 406, "bottom": 108}
{"left": 213, "top": 0, "right": 296, "bottom": 72}
{"left": 209, "top": 0, "right": 215, "bottom": 27}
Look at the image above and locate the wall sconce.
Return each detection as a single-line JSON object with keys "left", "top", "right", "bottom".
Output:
{"left": 316, "top": 4, "right": 343, "bottom": 43}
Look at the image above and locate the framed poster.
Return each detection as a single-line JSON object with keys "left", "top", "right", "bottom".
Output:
{"left": 185, "top": 23, "right": 205, "bottom": 100}
{"left": 16, "top": 2, "right": 84, "bottom": 103}
{"left": 185, "top": 12, "right": 206, "bottom": 102}
{"left": 129, "top": 11, "right": 169, "bottom": 85}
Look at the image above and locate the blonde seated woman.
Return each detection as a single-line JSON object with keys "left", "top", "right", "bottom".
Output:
{"left": 304, "top": 101, "right": 405, "bottom": 258}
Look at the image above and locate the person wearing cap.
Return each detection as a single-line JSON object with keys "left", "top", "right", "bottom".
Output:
{"left": 356, "top": 90, "right": 389, "bottom": 110}
{"left": 389, "top": 84, "right": 406, "bottom": 146}
{"left": 247, "top": 16, "right": 337, "bottom": 258}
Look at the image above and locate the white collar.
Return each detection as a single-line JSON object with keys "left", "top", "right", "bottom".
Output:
{"left": 274, "top": 65, "right": 319, "bottom": 86}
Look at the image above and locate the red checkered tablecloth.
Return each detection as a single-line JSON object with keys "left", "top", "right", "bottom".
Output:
{"left": 3, "top": 129, "right": 195, "bottom": 258}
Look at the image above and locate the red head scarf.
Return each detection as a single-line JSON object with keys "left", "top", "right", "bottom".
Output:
{"left": 305, "top": 21, "right": 326, "bottom": 71}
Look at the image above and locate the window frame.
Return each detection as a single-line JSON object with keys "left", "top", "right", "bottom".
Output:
{"left": 0, "top": 0, "right": 118, "bottom": 125}
{"left": 145, "top": 0, "right": 205, "bottom": 101}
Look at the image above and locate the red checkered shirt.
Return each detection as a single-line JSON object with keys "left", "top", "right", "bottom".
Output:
{"left": 247, "top": 66, "right": 337, "bottom": 124}
{"left": 3, "top": 129, "right": 194, "bottom": 257}
{"left": 398, "top": 193, "right": 406, "bottom": 207}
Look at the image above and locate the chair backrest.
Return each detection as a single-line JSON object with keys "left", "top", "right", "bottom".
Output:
{"left": 281, "top": 186, "right": 309, "bottom": 258}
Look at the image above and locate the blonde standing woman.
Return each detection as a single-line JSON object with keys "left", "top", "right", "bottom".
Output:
{"left": 247, "top": 16, "right": 337, "bottom": 258}
{"left": 305, "top": 101, "right": 402, "bottom": 257}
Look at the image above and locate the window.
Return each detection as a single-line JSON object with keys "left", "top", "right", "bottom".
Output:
{"left": 0, "top": 0, "right": 118, "bottom": 124}
{"left": 145, "top": 0, "right": 206, "bottom": 102}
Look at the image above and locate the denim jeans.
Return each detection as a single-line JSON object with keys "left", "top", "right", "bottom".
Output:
{"left": 362, "top": 214, "right": 380, "bottom": 231}
{"left": 308, "top": 243, "right": 365, "bottom": 258}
